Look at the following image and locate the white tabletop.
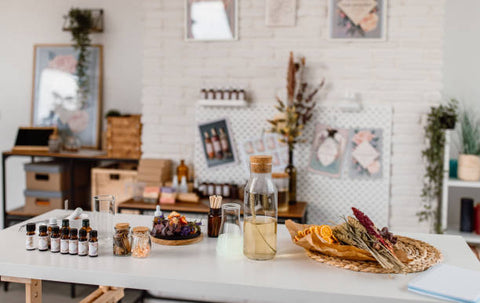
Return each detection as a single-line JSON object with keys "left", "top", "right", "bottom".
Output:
{"left": 0, "top": 210, "right": 479, "bottom": 303}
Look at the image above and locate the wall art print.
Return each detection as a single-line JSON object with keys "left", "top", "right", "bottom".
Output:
{"left": 198, "top": 118, "right": 237, "bottom": 168}
{"left": 31, "top": 44, "right": 103, "bottom": 149}
{"left": 308, "top": 124, "right": 348, "bottom": 178}
{"left": 328, "top": 0, "right": 387, "bottom": 40}
{"left": 241, "top": 133, "right": 288, "bottom": 173}
{"left": 348, "top": 128, "right": 383, "bottom": 179}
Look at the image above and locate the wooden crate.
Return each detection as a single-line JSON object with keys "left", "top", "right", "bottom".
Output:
{"left": 91, "top": 165, "right": 138, "bottom": 208}
{"left": 106, "top": 115, "right": 142, "bottom": 159}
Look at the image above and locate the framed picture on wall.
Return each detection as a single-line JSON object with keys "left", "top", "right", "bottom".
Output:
{"left": 31, "top": 44, "right": 103, "bottom": 149}
{"left": 198, "top": 118, "right": 237, "bottom": 168}
{"left": 185, "top": 0, "right": 238, "bottom": 41}
{"left": 328, "top": 0, "right": 387, "bottom": 41}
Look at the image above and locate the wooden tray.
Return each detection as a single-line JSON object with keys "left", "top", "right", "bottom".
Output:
{"left": 150, "top": 233, "right": 203, "bottom": 246}
{"left": 306, "top": 236, "right": 443, "bottom": 274}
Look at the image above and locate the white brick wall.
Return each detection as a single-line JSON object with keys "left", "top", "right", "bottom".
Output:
{"left": 140, "top": 0, "right": 446, "bottom": 232}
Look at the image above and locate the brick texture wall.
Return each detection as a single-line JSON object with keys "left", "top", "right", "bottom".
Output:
{"left": 141, "top": 0, "right": 445, "bottom": 232}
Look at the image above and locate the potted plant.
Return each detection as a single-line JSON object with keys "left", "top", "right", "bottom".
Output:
{"left": 457, "top": 111, "right": 480, "bottom": 181}
{"left": 418, "top": 99, "right": 458, "bottom": 233}
{"left": 268, "top": 52, "right": 324, "bottom": 203}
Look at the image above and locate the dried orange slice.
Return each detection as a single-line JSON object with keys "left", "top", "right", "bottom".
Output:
{"left": 319, "top": 225, "right": 332, "bottom": 239}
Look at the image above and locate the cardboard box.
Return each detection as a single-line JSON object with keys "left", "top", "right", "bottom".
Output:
{"left": 24, "top": 190, "right": 65, "bottom": 214}
{"left": 25, "top": 162, "right": 68, "bottom": 191}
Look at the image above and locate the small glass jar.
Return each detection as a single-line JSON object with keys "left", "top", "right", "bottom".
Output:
{"left": 208, "top": 208, "right": 222, "bottom": 238}
{"left": 272, "top": 172, "right": 289, "bottom": 212}
{"left": 131, "top": 226, "right": 151, "bottom": 258}
{"left": 113, "top": 223, "right": 131, "bottom": 256}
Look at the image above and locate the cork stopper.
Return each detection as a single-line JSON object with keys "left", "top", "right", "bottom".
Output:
{"left": 250, "top": 155, "right": 272, "bottom": 173}
{"left": 132, "top": 226, "right": 149, "bottom": 234}
{"left": 272, "top": 172, "right": 289, "bottom": 179}
{"left": 115, "top": 223, "right": 130, "bottom": 230}
{"left": 49, "top": 127, "right": 59, "bottom": 140}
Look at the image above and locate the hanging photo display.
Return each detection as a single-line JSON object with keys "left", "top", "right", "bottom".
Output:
{"left": 348, "top": 128, "right": 383, "bottom": 178}
{"left": 198, "top": 119, "right": 237, "bottom": 168}
{"left": 241, "top": 133, "right": 288, "bottom": 173}
{"left": 328, "top": 0, "right": 387, "bottom": 40}
{"left": 308, "top": 124, "right": 348, "bottom": 178}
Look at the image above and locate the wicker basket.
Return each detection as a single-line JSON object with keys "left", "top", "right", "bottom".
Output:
{"left": 106, "top": 115, "right": 142, "bottom": 159}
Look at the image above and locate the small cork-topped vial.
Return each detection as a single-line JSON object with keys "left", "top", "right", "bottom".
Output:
{"left": 249, "top": 155, "right": 273, "bottom": 174}
{"left": 131, "top": 226, "right": 151, "bottom": 258}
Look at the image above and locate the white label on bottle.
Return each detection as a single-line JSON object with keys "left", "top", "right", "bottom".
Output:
{"left": 89, "top": 242, "right": 98, "bottom": 256}
{"left": 78, "top": 241, "right": 88, "bottom": 256}
{"left": 69, "top": 240, "right": 78, "bottom": 254}
{"left": 26, "top": 235, "right": 35, "bottom": 250}
{"left": 206, "top": 143, "right": 214, "bottom": 155}
{"left": 221, "top": 138, "right": 229, "bottom": 152}
{"left": 51, "top": 238, "right": 60, "bottom": 252}
{"left": 60, "top": 239, "right": 69, "bottom": 253}
{"left": 38, "top": 236, "right": 48, "bottom": 251}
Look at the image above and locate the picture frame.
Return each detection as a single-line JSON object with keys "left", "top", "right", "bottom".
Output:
{"left": 185, "top": 0, "right": 238, "bottom": 41}
{"left": 198, "top": 118, "right": 237, "bottom": 168}
{"left": 308, "top": 124, "right": 348, "bottom": 178}
{"left": 328, "top": 0, "right": 387, "bottom": 41}
{"left": 31, "top": 44, "right": 103, "bottom": 149}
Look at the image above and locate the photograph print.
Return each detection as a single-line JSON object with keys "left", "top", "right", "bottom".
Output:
{"left": 198, "top": 119, "right": 236, "bottom": 168}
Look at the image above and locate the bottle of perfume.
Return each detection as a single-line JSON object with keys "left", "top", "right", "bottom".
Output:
{"left": 204, "top": 132, "right": 215, "bottom": 159}
{"left": 211, "top": 128, "right": 223, "bottom": 160}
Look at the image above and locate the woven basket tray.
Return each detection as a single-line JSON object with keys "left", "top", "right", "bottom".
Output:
{"left": 306, "top": 236, "right": 443, "bottom": 274}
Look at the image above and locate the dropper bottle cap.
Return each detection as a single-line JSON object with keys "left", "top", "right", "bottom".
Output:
{"left": 49, "top": 218, "right": 57, "bottom": 225}
{"left": 154, "top": 205, "right": 162, "bottom": 217}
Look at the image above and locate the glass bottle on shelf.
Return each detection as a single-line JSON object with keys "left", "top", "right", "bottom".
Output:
{"left": 243, "top": 155, "right": 278, "bottom": 261}
{"left": 177, "top": 160, "right": 189, "bottom": 183}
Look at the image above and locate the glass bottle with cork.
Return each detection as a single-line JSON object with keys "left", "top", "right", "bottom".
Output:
{"left": 243, "top": 155, "right": 278, "bottom": 260}
{"left": 78, "top": 229, "right": 88, "bottom": 256}
{"left": 38, "top": 225, "right": 49, "bottom": 252}
{"left": 26, "top": 223, "right": 36, "bottom": 251}
{"left": 50, "top": 226, "right": 60, "bottom": 253}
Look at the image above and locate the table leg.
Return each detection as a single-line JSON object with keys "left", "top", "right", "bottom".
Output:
{"left": 2, "top": 153, "right": 9, "bottom": 229}
{"left": 1, "top": 276, "right": 42, "bottom": 303}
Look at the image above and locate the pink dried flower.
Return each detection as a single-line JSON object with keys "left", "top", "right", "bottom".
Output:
{"left": 352, "top": 207, "right": 393, "bottom": 252}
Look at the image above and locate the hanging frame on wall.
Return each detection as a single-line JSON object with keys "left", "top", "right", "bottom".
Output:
{"left": 328, "top": 0, "right": 387, "bottom": 41}
{"left": 185, "top": 0, "right": 238, "bottom": 41}
{"left": 31, "top": 44, "right": 103, "bottom": 149}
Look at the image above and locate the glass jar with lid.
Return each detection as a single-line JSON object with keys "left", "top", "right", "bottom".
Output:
{"left": 243, "top": 155, "right": 278, "bottom": 260}
{"left": 113, "top": 223, "right": 131, "bottom": 256}
{"left": 131, "top": 226, "right": 151, "bottom": 258}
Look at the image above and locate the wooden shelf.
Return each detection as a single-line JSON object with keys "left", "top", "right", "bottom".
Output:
{"left": 118, "top": 199, "right": 308, "bottom": 220}
{"left": 448, "top": 178, "right": 480, "bottom": 189}
{"left": 445, "top": 229, "right": 480, "bottom": 244}
{"left": 197, "top": 99, "right": 247, "bottom": 107}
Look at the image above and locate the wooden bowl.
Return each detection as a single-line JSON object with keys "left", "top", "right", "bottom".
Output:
{"left": 150, "top": 233, "right": 203, "bottom": 246}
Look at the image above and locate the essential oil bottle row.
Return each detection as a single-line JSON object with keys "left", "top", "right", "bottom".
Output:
{"left": 25, "top": 219, "right": 98, "bottom": 257}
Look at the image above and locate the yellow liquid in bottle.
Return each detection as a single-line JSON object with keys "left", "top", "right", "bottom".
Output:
{"left": 243, "top": 216, "right": 277, "bottom": 260}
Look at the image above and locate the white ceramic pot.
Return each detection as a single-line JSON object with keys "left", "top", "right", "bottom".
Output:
{"left": 457, "top": 154, "right": 480, "bottom": 181}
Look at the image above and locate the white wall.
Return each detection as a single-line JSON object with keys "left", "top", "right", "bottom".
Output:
{"left": 444, "top": 0, "right": 480, "bottom": 223}
{"left": 141, "top": 0, "right": 446, "bottom": 232}
{"left": 0, "top": 0, "right": 144, "bottom": 227}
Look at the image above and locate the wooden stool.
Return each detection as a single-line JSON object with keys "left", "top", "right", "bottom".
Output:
{"left": 1, "top": 276, "right": 42, "bottom": 303}
{"left": 80, "top": 286, "right": 124, "bottom": 303}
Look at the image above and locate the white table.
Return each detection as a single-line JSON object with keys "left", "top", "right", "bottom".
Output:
{"left": 0, "top": 209, "right": 479, "bottom": 303}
